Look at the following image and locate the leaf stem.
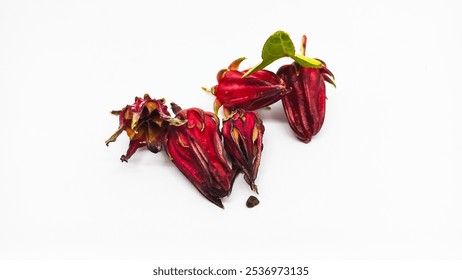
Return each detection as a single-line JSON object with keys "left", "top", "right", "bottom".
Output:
{"left": 301, "top": 35, "right": 307, "bottom": 56}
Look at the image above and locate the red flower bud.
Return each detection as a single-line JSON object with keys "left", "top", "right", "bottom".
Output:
{"left": 105, "top": 94, "right": 171, "bottom": 161}
{"left": 164, "top": 104, "right": 232, "bottom": 208}
{"left": 277, "top": 36, "right": 335, "bottom": 143}
{"left": 222, "top": 109, "right": 264, "bottom": 194}
{"left": 211, "top": 58, "right": 290, "bottom": 113}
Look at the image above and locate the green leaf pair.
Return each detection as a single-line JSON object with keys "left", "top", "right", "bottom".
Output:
{"left": 243, "top": 30, "right": 322, "bottom": 77}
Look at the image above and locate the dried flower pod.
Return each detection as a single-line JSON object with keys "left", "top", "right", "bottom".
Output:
{"left": 222, "top": 109, "right": 264, "bottom": 193}
{"left": 105, "top": 94, "right": 171, "bottom": 161}
{"left": 164, "top": 104, "right": 232, "bottom": 208}
{"left": 211, "top": 58, "right": 290, "bottom": 113}
{"left": 277, "top": 36, "right": 335, "bottom": 143}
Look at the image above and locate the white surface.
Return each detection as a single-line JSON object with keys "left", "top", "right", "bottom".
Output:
{"left": 0, "top": 0, "right": 461, "bottom": 261}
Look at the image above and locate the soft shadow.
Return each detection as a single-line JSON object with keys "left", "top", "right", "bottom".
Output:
{"left": 256, "top": 102, "right": 287, "bottom": 123}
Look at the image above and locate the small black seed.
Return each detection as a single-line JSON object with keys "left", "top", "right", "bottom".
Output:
{"left": 246, "top": 195, "right": 260, "bottom": 208}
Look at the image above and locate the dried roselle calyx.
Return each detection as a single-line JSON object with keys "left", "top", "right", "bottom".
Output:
{"left": 222, "top": 109, "right": 264, "bottom": 194}
{"left": 277, "top": 35, "right": 335, "bottom": 143}
{"left": 105, "top": 94, "right": 171, "bottom": 162}
{"left": 211, "top": 57, "right": 290, "bottom": 113}
{"left": 164, "top": 103, "right": 232, "bottom": 208}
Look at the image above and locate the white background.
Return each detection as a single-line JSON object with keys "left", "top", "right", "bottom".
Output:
{"left": 1, "top": 0, "right": 461, "bottom": 278}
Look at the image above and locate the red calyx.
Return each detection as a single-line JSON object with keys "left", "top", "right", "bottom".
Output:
{"left": 211, "top": 58, "right": 291, "bottom": 113}
{"left": 222, "top": 109, "right": 264, "bottom": 194}
{"left": 277, "top": 36, "right": 335, "bottom": 143}
{"left": 164, "top": 104, "right": 232, "bottom": 208}
{"left": 105, "top": 94, "right": 171, "bottom": 161}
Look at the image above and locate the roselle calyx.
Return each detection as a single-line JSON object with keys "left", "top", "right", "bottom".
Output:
{"left": 105, "top": 94, "right": 171, "bottom": 161}
{"left": 211, "top": 57, "right": 290, "bottom": 113}
{"left": 222, "top": 109, "right": 264, "bottom": 194}
{"left": 277, "top": 35, "right": 335, "bottom": 143}
{"left": 164, "top": 103, "right": 232, "bottom": 208}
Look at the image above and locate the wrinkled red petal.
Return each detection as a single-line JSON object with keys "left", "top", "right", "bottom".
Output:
{"left": 121, "top": 138, "right": 147, "bottom": 162}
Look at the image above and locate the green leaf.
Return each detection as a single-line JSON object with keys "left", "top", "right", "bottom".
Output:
{"left": 243, "top": 30, "right": 323, "bottom": 77}
{"left": 290, "top": 54, "right": 323, "bottom": 68}
{"left": 262, "top": 30, "right": 295, "bottom": 61}
{"left": 243, "top": 31, "right": 295, "bottom": 77}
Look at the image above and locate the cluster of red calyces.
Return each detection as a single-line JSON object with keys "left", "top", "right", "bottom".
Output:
{"left": 106, "top": 31, "right": 335, "bottom": 208}
{"left": 106, "top": 97, "right": 234, "bottom": 208}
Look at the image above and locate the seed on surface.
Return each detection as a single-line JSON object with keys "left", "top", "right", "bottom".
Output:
{"left": 246, "top": 195, "right": 260, "bottom": 208}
